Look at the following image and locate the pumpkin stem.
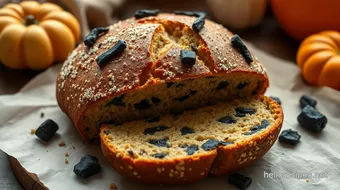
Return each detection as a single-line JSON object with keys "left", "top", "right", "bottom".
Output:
{"left": 25, "top": 15, "right": 37, "bottom": 26}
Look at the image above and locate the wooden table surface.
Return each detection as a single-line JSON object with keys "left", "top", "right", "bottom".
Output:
{"left": 0, "top": 0, "right": 300, "bottom": 189}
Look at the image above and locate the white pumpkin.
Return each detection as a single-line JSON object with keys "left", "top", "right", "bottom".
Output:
{"left": 207, "top": 0, "right": 268, "bottom": 29}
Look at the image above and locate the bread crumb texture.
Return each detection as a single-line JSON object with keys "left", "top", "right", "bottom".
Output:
{"left": 100, "top": 96, "right": 283, "bottom": 184}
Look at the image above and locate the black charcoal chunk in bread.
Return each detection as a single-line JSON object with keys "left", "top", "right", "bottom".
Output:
{"left": 217, "top": 116, "right": 237, "bottom": 124}
{"left": 128, "top": 150, "right": 134, "bottom": 157}
{"left": 166, "top": 82, "right": 174, "bottom": 88}
{"left": 148, "top": 138, "right": 170, "bottom": 147}
{"left": 186, "top": 145, "right": 199, "bottom": 155}
{"left": 144, "top": 126, "right": 169, "bottom": 135}
{"left": 145, "top": 116, "right": 160, "bottom": 123}
{"left": 235, "top": 107, "right": 256, "bottom": 117}
{"left": 105, "top": 95, "right": 125, "bottom": 107}
{"left": 73, "top": 155, "right": 101, "bottom": 178}
{"left": 134, "top": 99, "right": 152, "bottom": 110}
{"left": 152, "top": 153, "right": 167, "bottom": 159}
{"left": 175, "top": 83, "right": 185, "bottom": 88}
{"left": 151, "top": 97, "right": 161, "bottom": 104}
{"left": 101, "top": 120, "right": 122, "bottom": 126}
{"left": 216, "top": 81, "right": 229, "bottom": 90}
{"left": 244, "top": 119, "right": 270, "bottom": 135}
{"left": 201, "top": 139, "right": 232, "bottom": 151}
{"left": 173, "top": 90, "right": 198, "bottom": 102}
{"left": 180, "top": 127, "right": 195, "bottom": 135}
{"left": 237, "top": 82, "right": 249, "bottom": 89}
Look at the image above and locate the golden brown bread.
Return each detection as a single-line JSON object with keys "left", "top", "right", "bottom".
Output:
{"left": 100, "top": 96, "right": 283, "bottom": 184}
{"left": 56, "top": 13, "right": 269, "bottom": 142}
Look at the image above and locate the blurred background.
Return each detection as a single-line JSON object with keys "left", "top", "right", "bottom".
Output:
{"left": 0, "top": 0, "right": 303, "bottom": 94}
{"left": 0, "top": 0, "right": 339, "bottom": 92}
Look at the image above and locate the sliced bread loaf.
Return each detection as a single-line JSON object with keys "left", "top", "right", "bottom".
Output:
{"left": 56, "top": 14, "right": 268, "bottom": 142}
{"left": 100, "top": 96, "right": 283, "bottom": 184}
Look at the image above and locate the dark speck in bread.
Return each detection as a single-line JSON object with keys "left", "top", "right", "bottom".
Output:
{"left": 151, "top": 97, "right": 161, "bottom": 104}
{"left": 216, "top": 81, "right": 229, "bottom": 90}
{"left": 237, "top": 82, "right": 248, "bottom": 89}
{"left": 152, "top": 153, "right": 167, "bottom": 159}
{"left": 180, "top": 127, "right": 195, "bottom": 135}
{"left": 217, "top": 116, "right": 237, "bottom": 124}
{"left": 145, "top": 116, "right": 160, "bottom": 123}
{"left": 106, "top": 95, "right": 125, "bottom": 107}
{"left": 134, "top": 99, "right": 152, "bottom": 110}
{"left": 244, "top": 119, "right": 270, "bottom": 135}
{"left": 186, "top": 145, "right": 199, "bottom": 155}
{"left": 148, "top": 138, "right": 170, "bottom": 148}
{"left": 201, "top": 139, "right": 232, "bottom": 151}
{"left": 144, "top": 126, "right": 169, "bottom": 135}
{"left": 235, "top": 107, "right": 256, "bottom": 117}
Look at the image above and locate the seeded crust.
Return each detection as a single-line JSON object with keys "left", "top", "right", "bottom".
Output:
{"left": 56, "top": 14, "right": 269, "bottom": 142}
{"left": 100, "top": 96, "right": 283, "bottom": 184}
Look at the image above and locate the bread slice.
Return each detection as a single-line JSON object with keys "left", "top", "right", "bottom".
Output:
{"left": 100, "top": 96, "right": 283, "bottom": 184}
{"left": 56, "top": 14, "right": 268, "bottom": 142}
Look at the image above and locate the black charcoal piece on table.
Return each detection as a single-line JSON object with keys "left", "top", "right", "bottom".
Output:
{"left": 300, "top": 95, "right": 317, "bottom": 109}
{"left": 74, "top": 155, "right": 101, "bottom": 178}
{"left": 228, "top": 173, "right": 252, "bottom": 190}
{"left": 35, "top": 119, "right": 59, "bottom": 141}
{"left": 279, "top": 129, "right": 301, "bottom": 145}
{"left": 298, "top": 105, "right": 327, "bottom": 132}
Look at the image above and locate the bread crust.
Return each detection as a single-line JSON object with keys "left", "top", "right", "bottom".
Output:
{"left": 100, "top": 96, "right": 283, "bottom": 184}
{"left": 56, "top": 14, "right": 269, "bottom": 141}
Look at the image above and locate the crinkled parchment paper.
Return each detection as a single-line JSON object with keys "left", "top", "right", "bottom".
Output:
{"left": 0, "top": 45, "right": 340, "bottom": 190}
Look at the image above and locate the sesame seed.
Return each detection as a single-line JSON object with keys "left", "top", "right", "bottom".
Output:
{"left": 133, "top": 171, "right": 138, "bottom": 176}
{"left": 180, "top": 172, "right": 184, "bottom": 178}
{"left": 200, "top": 172, "right": 204, "bottom": 176}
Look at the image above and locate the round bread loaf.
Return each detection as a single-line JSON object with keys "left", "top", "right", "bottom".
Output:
{"left": 56, "top": 13, "right": 269, "bottom": 142}
{"left": 100, "top": 96, "right": 283, "bottom": 184}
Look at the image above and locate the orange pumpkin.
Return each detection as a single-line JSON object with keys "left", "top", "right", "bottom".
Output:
{"left": 271, "top": 0, "right": 340, "bottom": 41}
{"left": 0, "top": 1, "right": 80, "bottom": 70}
{"left": 297, "top": 31, "right": 340, "bottom": 90}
